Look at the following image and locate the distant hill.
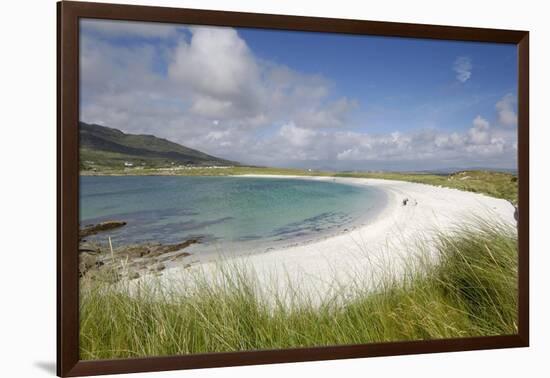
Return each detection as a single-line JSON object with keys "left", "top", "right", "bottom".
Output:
{"left": 79, "top": 122, "right": 238, "bottom": 169}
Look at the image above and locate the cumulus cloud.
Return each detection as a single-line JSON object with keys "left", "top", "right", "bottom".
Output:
{"left": 324, "top": 113, "right": 515, "bottom": 168}
{"left": 279, "top": 123, "right": 317, "bottom": 148}
{"left": 453, "top": 56, "right": 472, "bottom": 83}
{"left": 267, "top": 119, "right": 514, "bottom": 169}
{"left": 230, "top": 112, "right": 516, "bottom": 169}
{"left": 495, "top": 93, "right": 517, "bottom": 127}
{"left": 468, "top": 115, "right": 490, "bottom": 144}
{"left": 168, "top": 27, "right": 262, "bottom": 119}
{"left": 81, "top": 23, "right": 356, "bottom": 141}
{"left": 80, "top": 21, "right": 517, "bottom": 170}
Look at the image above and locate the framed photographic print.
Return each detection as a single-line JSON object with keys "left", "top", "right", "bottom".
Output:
{"left": 57, "top": 1, "right": 529, "bottom": 376}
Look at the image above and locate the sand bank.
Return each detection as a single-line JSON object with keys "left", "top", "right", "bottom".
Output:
{"left": 147, "top": 176, "right": 516, "bottom": 303}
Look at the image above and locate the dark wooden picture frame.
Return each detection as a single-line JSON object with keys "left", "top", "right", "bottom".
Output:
{"left": 57, "top": 1, "right": 529, "bottom": 376}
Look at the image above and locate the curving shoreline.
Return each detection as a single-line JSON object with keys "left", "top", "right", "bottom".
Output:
{"left": 143, "top": 175, "right": 517, "bottom": 302}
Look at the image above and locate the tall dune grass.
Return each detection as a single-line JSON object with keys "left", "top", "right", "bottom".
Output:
{"left": 79, "top": 221, "right": 517, "bottom": 360}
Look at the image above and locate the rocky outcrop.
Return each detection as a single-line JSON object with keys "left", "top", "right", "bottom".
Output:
{"left": 78, "top": 238, "right": 199, "bottom": 281}
{"left": 79, "top": 221, "right": 127, "bottom": 239}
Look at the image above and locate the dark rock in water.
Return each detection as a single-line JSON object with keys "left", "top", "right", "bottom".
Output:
{"left": 80, "top": 221, "right": 127, "bottom": 239}
{"left": 161, "top": 239, "right": 200, "bottom": 253}
{"left": 115, "top": 238, "right": 199, "bottom": 260}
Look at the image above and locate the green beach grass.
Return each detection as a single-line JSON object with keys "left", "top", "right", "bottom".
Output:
{"left": 79, "top": 220, "right": 517, "bottom": 360}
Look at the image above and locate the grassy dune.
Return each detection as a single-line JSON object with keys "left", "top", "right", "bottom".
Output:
{"left": 80, "top": 221, "right": 517, "bottom": 360}
{"left": 335, "top": 170, "right": 518, "bottom": 204}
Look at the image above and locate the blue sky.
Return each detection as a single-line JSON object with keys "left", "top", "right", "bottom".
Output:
{"left": 80, "top": 19, "right": 518, "bottom": 171}
{"left": 241, "top": 29, "right": 517, "bottom": 135}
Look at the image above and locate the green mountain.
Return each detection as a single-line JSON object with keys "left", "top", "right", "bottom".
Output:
{"left": 79, "top": 122, "right": 238, "bottom": 169}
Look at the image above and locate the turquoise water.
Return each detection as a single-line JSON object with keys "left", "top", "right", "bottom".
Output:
{"left": 80, "top": 176, "right": 384, "bottom": 255}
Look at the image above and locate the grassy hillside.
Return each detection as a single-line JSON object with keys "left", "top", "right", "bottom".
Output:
{"left": 335, "top": 170, "right": 518, "bottom": 204}
{"left": 80, "top": 221, "right": 517, "bottom": 360}
{"left": 80, "top": 122, "right": 238, "bottom": 169}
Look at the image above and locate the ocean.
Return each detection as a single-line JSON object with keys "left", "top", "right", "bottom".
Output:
{"left": 80, "top": 176, "right": 384, "bottom": 256}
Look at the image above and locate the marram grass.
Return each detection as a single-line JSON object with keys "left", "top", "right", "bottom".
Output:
{"left": 79, "top": 221, "right": 517, "bottom": 360}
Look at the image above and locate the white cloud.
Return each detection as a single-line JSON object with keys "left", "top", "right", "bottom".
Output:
{"left": 169, "top": 27, "right": 261, "bottom": 107}
{"left": 495, "top": 93, "right": 517, "bottom": 127}
{"left": 279, "top": 123, "right": 317, "bottom": 148}
{"left": 468, "top": 116, "right": 490, "bottom": 144}
{"left": 188, "top": 96, "right": 234, "bottom": 118}
{"left": 81, "top": 22, "right": 359, "bottom": 145}
{"left": 453, "top": 56, "right": 472, "bottom": 83}
{"left": 247, "top": 110, "right": 516, "bottom": 169}
{"left": 336, "top": 149, "right": 358, "bottom": 160}
{"left": 80, "top": 21, "right": 517, "bottom": 170}
{"left": 294, "top": 97, "right": 359, "bottom": 129}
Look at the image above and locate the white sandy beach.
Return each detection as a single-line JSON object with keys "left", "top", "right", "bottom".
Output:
{"left": 148, "top": 175, "right": 516, "bottom": 304}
